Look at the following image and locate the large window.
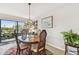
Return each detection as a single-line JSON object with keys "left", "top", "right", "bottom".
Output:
{"left": 0, "top": 19, "right": 25, "bottom": 43}
{"left": 1, "top": 20, "right": 17, "bottom": 40}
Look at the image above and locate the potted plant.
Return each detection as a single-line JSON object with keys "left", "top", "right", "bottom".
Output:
{"left": 61, "top": 30, "right": 79, "bottom": 46}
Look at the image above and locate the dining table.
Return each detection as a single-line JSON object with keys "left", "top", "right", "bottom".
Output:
{"left": 18, "top": 35, "right": 40, "bottom": 44}
{"left": 18, "top": 35, "right": 40, "bottom": 54}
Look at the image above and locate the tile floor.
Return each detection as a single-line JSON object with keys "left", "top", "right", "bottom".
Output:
{"left": 0, "top": 41, "right": 78, "bottom": 55}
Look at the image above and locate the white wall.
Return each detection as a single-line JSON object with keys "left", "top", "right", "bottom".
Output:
{"left": 37, "top": 4, "right": 79, "bottom": 50}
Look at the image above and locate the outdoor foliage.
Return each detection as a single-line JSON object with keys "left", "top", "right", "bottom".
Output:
{"left": 2, "top": 27, "right": 14, "bottom": 39}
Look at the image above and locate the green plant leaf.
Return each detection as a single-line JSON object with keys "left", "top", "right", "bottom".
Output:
{"left": 61, "top": 30, "right": 79, "bottom": 45}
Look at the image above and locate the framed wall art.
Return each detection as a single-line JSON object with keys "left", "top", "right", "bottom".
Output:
{"left": 41, "top": 16, "right": 53, "bottom": 28}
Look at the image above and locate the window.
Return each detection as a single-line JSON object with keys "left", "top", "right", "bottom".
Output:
{"left": 0, "top": 19, "right": 25, "bottom": 43}
{"left": 18, "top": 21, "right": 25, "bottom": 36}
{"left": 1, "top": 20, "right": 17, "bottom": 40}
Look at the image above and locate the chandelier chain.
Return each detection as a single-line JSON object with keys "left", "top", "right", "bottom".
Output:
{"left": 28, "top": 3, "right": 31, "bottom": 20}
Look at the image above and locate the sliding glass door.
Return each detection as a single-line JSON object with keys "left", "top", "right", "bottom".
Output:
{"left": 1, "top": 20, "right": 17, "bottom": 41}
{"left": 0, "top": 19, "right": 25, "bottom": 43}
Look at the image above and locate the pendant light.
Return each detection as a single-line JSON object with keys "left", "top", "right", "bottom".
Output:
{"left": 28, "top": 3, "right": 31, "bottom": 20}
{"left": 27, "top": 3, "right": 33, "bottom": 28}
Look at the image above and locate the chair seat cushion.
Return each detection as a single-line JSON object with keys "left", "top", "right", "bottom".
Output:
{"left": 20, "top": 44, "right": 29, "bottom": 50}
{"left": 32, "top": 47, "right": 44, "bottom": 52}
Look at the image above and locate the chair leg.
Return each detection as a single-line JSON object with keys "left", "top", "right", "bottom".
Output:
{"left": 21, "top": 50, "right": 24, "bottom": 54}
{"left": 44, "top": 50, "right": 46, "bottom": 55}
{"left": 28, "top": 45, "right": 32, "bottom": 55}
{"left": 18, "top": 50, "right": 20, "bottom": 55}
{"left": 16, "top": 49, "right": 20, "bottom": 55}
{"left": 25, "top": 49, "right": 27, "bottom": 54}
{"left": 39, "top": 50, "right": 46, "bottom": 55}
{"left": 29, "top": 50, "right": 32, "bottom": 55}
{"left": 28, "top": 49, "right": 32, "bottom": 55}
{"left": 24, "top": 48, "right": 31, "bottom": 55}
{"left": 17, "top": 49, "right": 20, "bottom": 55}
{"left": 65, "top": 45, "right": 67, "bottom": 55}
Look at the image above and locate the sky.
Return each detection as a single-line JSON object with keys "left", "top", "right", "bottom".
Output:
{"left": 1, "top": 20, "right": 24, "bottom": 28}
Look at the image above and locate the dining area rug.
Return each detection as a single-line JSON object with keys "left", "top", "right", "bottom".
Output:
{"left": 4, "top": 47, "right": 53, "bottom": 55}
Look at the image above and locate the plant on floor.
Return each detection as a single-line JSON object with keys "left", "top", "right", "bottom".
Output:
{"left": 61, "top": 30, "right": 79, "bottom": 46}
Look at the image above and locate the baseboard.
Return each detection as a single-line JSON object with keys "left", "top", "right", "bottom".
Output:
{"left": 46, "top": 42, "right": 65, "bottom": 51}
{"left": 46, "top": 42, "right": 65, "bottom": 55}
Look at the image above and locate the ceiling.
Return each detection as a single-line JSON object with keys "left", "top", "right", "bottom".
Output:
{"left": 0, "top": 3, "right": 65, "bottom": 20}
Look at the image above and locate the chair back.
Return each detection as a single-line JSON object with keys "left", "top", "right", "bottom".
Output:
{"left": 38, "top": 30, "right": 47, "bottom": 51}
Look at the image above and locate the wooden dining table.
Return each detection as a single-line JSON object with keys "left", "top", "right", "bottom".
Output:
{"left": 18, "top": 35, "right": 40, "bottom": 44}
{"left": 18, "top": 35, "right": 40, "bottom": 54}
